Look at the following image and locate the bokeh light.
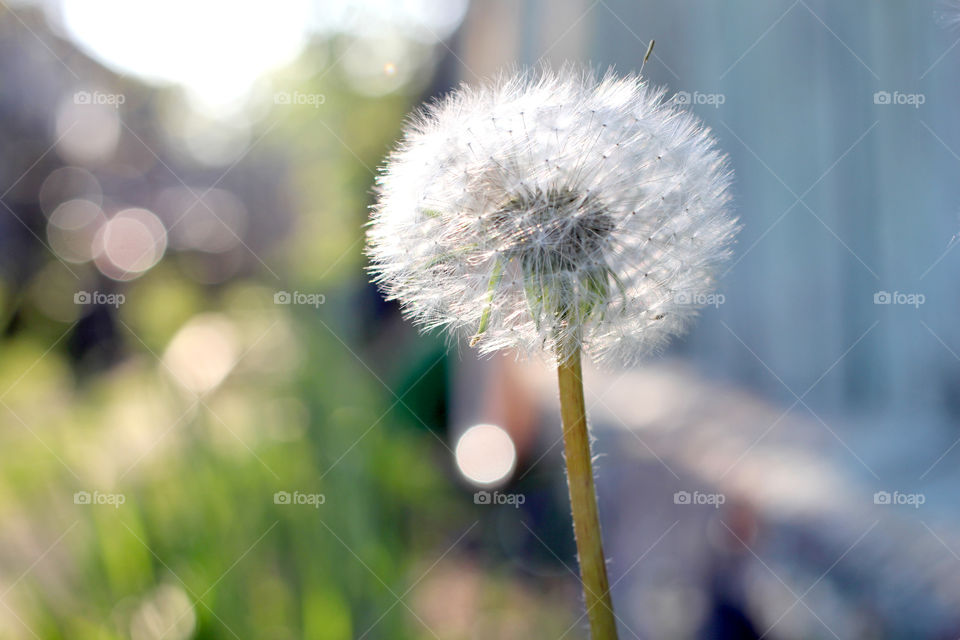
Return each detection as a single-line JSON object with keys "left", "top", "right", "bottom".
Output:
{"left": 54, "top": 96, "right": 121, "bottom": 165}
{"left": 162, "top": 314, "right": 239, "bottom": 394}
{"left": 39, "top": 166, "right": 103, "bottom": 216}
{"left": 128, "top": 584, "right": 195, "bottom": 640}
{"left": 310, "top": 0, "right": 469, "bottom": 42}
{"left": 46, "top": 198, "right": 105, "bottom": 263}
{"left": 454, "top": 423, "right": 517, "bottom": 487}
{"left": 58, "top": 0, "right": 313, "bottom": 111}
{"left": 92, "top": 207, "right": 167, "bottom": 280}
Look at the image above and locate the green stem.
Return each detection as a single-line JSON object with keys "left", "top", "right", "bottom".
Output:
{"left": 557, "top": 347, "right": 618, "bottom": 639}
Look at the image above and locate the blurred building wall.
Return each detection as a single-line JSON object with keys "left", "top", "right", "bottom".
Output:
{"left": 456, "top": 0, "right": 960, "bottom": 422}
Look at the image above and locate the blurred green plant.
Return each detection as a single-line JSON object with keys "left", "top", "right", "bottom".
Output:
{"left": 0, "top": 273, "right": 467, "bottom": 638}
{"left": 0, "top": 56, "right": 464, "bottom": 638}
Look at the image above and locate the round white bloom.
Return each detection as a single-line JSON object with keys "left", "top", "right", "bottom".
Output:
{"left": 368, "top": 67, "right": 738, "bottom": 367}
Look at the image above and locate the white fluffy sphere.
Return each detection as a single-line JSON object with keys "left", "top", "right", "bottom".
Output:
{"left": 368, "top": 67, "right": 738, "bottom": 367}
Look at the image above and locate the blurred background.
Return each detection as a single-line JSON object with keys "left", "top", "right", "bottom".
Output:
{"left": 1, "top": 0, "right": 959, "bottom": 638}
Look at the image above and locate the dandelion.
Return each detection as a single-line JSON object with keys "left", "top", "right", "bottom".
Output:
{"left": 367, "top": 65, "right": 738, "bottom": 640}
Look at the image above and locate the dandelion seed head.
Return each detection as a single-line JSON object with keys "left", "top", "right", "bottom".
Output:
{"left": 367, "top": 66, "right": 738, "bottom": 367}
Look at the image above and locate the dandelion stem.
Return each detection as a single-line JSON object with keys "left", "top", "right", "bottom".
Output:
{"left": 557, "top": 347, "right": 618, "bottom": 640}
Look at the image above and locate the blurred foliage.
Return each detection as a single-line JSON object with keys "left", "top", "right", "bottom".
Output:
{"left": 0, "top": 279, "right": 467, "bottom": 638}
{"left": 0, "top": 42, "right": 465, "bottom": 639}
